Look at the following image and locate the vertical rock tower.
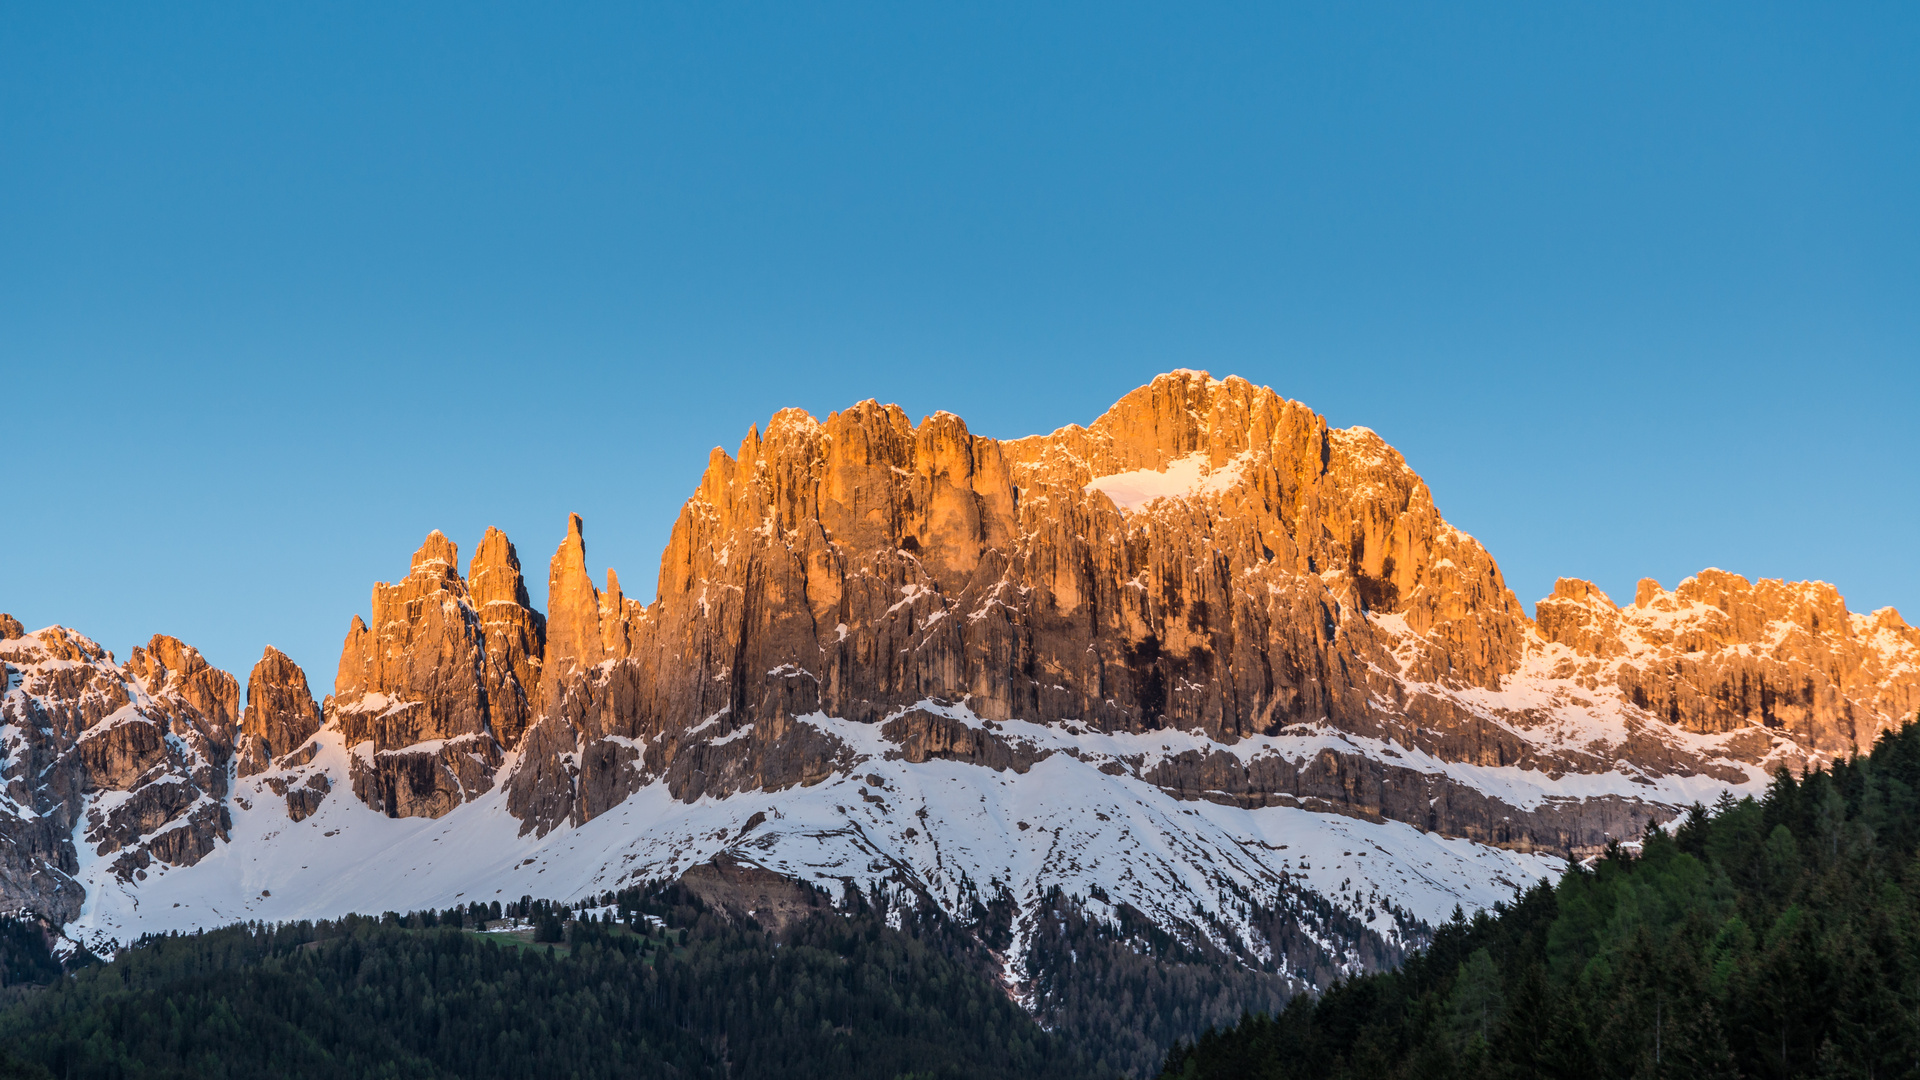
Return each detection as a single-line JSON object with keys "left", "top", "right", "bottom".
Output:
{"left": 323, "top": 529, "right": 545, "bottom": 817}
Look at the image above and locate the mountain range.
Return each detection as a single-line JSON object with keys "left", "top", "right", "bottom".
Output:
{"left": 4, "top": 369, "right": 1915, "bottom": 1040}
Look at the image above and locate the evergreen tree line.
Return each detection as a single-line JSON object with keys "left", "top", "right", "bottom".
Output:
{"left": 1023, "top": 884, "right": 1293, "bottom": 1078}
{"left": 1159, "top": 717, "right": 1920, "bottom": 1080}
{"left": 0, "top": 881, "right": 1110, "bottom": 1080}
{"left": 366, "top": 890, "right": 671, "bottom": 944}
{"left": 0, "top": 917, "right": 68, "bottom": 992}
{"left": 0, "top": 864, "right": 1344, "bottom": 1076}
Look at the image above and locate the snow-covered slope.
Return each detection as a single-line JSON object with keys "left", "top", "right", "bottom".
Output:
{"left": 69, "top": 703, "right": 1562, "bottom": 992}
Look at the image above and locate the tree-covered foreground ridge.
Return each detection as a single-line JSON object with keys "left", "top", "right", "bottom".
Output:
{"left": 0, "top": 881, "right": 1113, "bottom": 1080}
{"left": 1161, "top": 716, "right": 1920, "bottom": 1080}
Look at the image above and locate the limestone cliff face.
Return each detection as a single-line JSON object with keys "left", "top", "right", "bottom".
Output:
{"left": 0, "top": 625, "right": 237, "bottom": 922}
{"left": 124, "top": 636, "right": 239, "bottom": 752}
{"left": 1536, "top": 571, "right": 1920, "bottom": 758}
{"left": 504, "top": 514, "right": 653, "bottom": 827}
{"left": 471, "top": 526, "right": 546, "bottom": 749}
{"left": 494, "top": 371, "right": 1917, "bottom": 851}
{"left": 236, "top": 646, "right": 322, "bottom": 779}
{"left": 632, "top": 373, "right": 1527, "bottom": 742}
{"left": 323, "top": 530, "right": 545, "bottom": 818}
{"left": 507, "top": 373, "right": 1536, "bottom": 836}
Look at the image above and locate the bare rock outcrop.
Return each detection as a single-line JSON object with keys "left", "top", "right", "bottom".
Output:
{"left": 284, "top": 774, "right": 330, "bottom": 822}
{"left": 329, "top": 532, "right": 492, "bottom": 749}
{"left": 508, "top": 513, "right": 857, "bottom": 835}
{"left": 1537, "top": 571, "right": 1920, "bottom": 758}
{"left": 83, "top": 634, "right": 236, "bottom": 878}
{"left": 323, "top": 529, "right": 546, "bottom": 818}
{"left": 471, "top": 526, "right": 546, "bottom": 748}
{"left": 0, "top": 627, "right": 238, "bottom": 921}
{"left": 236, "top": 646, "right": 322, "bottom": 777}
{"left": 539, "top": 514, "right": 645, "bottom": 695}
{"left": 505, "top": 373, "right": 1546, "bottom": 837}
{"left": 499, "top": 371, "right": 1918, "bottom": 853}
{"left": 881, "top": 709, "right": 1051, "bottom": 774}
{"left": 124, "top": 634, "right": 239, "bottom": 756}
{"left": 679, "top": 853, "right": 829, "bottom": 934}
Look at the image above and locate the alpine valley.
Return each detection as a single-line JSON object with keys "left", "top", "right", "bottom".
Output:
{"left": 4, "top": 371, "right": 1916, "bottom": 1072}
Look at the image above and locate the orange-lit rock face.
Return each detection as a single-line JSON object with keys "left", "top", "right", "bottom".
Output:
{"left": 2, "top": 372, "right": 1917, "bottom": 936}
{"left": 323, "top": 529, "right": 546, "bottom": 818}
{"left": 470, "top": 526, "right": 545, "bottom": 749}
{"left": 495, "top": 371, "right": 1916, "bottom": 846}
{"left": 236, "top": 646, "right": 321, "bottom": 778}
{"left": 625, "top": 373, "right": 1527, "bottom": 739}
{"left": 1536, "top": 571, "right": 1920, "bottom": 758}
{"left": 307, "top": 371, "right": 1918, "bottom": 853}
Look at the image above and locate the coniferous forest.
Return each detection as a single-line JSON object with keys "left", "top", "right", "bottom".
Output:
{"left": 0, "top": 886, "right": 1103, "bottom": 1080}
{"left": 1160, "top": 720, "right": 1920, "bottom": 1080}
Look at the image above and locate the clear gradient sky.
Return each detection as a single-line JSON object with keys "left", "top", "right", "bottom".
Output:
{"left": 3, "top": 3, "right": 1916, "bottom": 688}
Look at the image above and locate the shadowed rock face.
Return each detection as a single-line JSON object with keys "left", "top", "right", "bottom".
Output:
{"left": 0, "top": 626, "right": 237, "bottom": 922}
{"left": 881, "top": 709, "right": 1051, "bottom": 774}
{"left": 678, "top": 853, "right": 830, "bottom": 935}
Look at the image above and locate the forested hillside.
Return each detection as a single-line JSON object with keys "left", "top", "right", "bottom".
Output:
{"left": 0, "top": 885, "right": 1106, "bottom": 1080}
{"left": 0, "top": 873, "right": 1310, "bottom": 1079}
{"left": 1159, "top": 719, "right": 1920, "bottom": 1080}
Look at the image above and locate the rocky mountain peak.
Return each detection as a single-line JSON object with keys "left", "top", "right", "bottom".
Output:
{"left": 408, "top": 530, "right": 461, "bottom": 578}
{"left": 469, "top": 526, "right": 546, "bottom": 747}
{"left": 126, "top": 634, "right": 239, "bottom": 742}
{"left": 1537, "top": 569, "right": 1919, "bottom": 757}
{"left": 332, "top": 615, "right": 371, "bottom": 698}
{"left": 0, "top": 614, "right": 22, "bottom": 640}
{"left": 33, "top": 625, "right": 112, "bottom": 666}
{"left": 543, "top": 512, "right": 605, "bottom": 678}
{"left": 1534, "top": 578, "right": 1628, "bottom": 658}
{"left": 1870, "top": 606, "right": 1919, "bottom": 642}
{"left": 0, "top": 625, "right": 234, "bottom": 914}
{"left": 323, "top": 529, "right": 544, "bottom": 819}
{"left": 469, "top": 526, "right": 532, "bottom": 609}
{"left": 237, "top": 646, "right": 322, "bottom": 778}
{"left": 473, "top": 374, "right": 1558, "bottom": 854}
{"left": 1634, "top": 577, "right": 1664, "bottom": 606}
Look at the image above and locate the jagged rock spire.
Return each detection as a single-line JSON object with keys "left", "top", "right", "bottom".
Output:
{"left": 322, "top": 528, "right": 545, "bottom": 819}
{"left": 237, "top": 646, "right": 322, "bottom": 778}
{"left": 471, "top": 526, "right": 544, "bottom": 747}
{"left": 544, "top": 513, "right": 604, "bottom": 679}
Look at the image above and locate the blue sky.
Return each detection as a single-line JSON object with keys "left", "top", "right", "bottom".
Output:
{"left": 3, "top": 2, "right": 1916, "bottom": 685}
